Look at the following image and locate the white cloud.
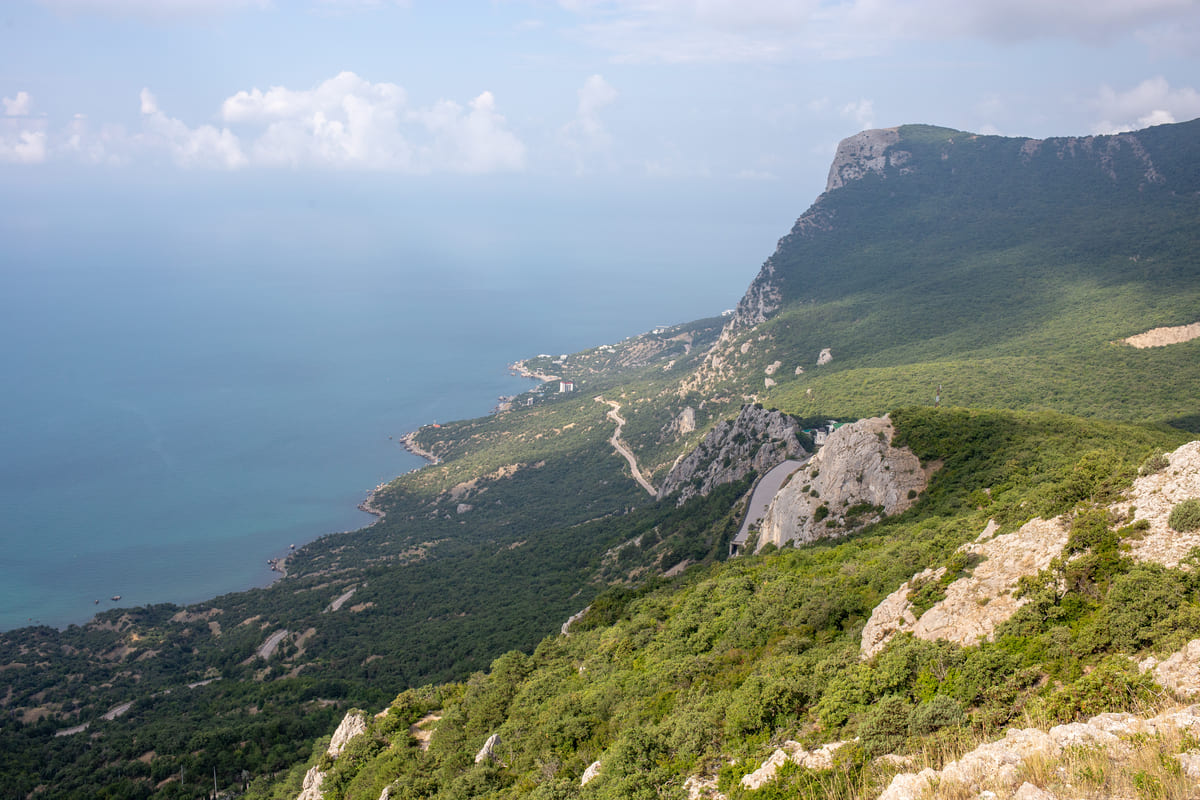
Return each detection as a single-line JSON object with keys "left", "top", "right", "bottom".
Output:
{"left": 561, "top": 74, "right": 618, "bottom": 171}
{"left": 0, "top": 92, "right": 47, "bottom": 164}
{"left": 409, "top": 90, "right": 526, "bottom": 173}
{"left": 3, "top": 91, "right": 33, "bottom": 117}
{"left": 61, "top": 114, "right": 129, "bottom": 165}
{"left": 873, "top": 0, "right": 1200, "bottom": 46}
{"left": 735, "top": 168, "right": 779, "bottom": 181}
{"left": 1091, "top": 77, "right": 1200, "bottom": 134}
{"left": 221, "top": 72, "right": 524, "bottom": 172}
{"left": 840, "top": 99, "right": 875, "bottom": 130}
{"left": 222, "top": 71, "right": 411, "bottom": 169}
{"left": 1, "top": 75, "right": 527, "bottom": 173}
{"left": 0, "top": 127, "right": 48, "bottom": 164}
{"left": 139, "top": 89, "right": 248, "bottom": 168}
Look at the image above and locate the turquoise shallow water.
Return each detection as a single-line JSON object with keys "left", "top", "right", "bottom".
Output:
{"left": 0, "top": 180, "right": 785, "bottom": 631}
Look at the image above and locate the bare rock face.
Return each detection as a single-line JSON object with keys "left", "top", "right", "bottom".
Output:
{"left": 863, "top": 439, "right": 1200, "bottom": 660}
{"left": 657, "top": 404, "right": 808, "bottom": 505}
{"left": 295, "top": 711, "right": 368, "bottom": 800}
{"left": 742, "top": 740, "right": 850, "bottom": 790}
{"left": 580, "top": 760, "right": 601, "bottom": 786}
{"left": 1140, "top": 639, "right": 1200, "bottom": 698}
{"left": 296, "top": 766, "right": 325, "bottom": 800}
{"left": 757, "top": 416, "right": 924, "bottom": 550}
{"left": 475, "top": 733, "right": 501, "bottom": 764}
{"left": 683, "top": 774, "right": 726, "bottom": 800}
{"left": 825, "top": 128, "right": 904, "bottom": 192}
{"left": 1112, "top": 440, "right": 1200, "bottom": 568}
{"left": 860, "top": 517, "right": 1069, "bottom": 659}
{"left": 328, "top": 711, "right": 368, "bottom": 757}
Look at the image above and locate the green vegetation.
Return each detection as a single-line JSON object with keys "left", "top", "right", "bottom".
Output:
{"left": 1170, "top": 499, "right": 1200, "bottom": 532}
{"left": 3, "top": 120, "right": 1199, "bottom": 797}
{"left": 248, "top": 409, "right": 1194, "bottom": 800}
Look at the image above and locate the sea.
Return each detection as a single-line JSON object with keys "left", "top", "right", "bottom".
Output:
{"left": 0, "top": 175, "right": 796, "bottom": 632}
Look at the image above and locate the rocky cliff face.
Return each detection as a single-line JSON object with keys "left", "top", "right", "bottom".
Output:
{"left": 756, "top": 416, "right": 925, "bottom": 551}
{"left": 296, "top": 711, "right": 369, "bottom": 800}
{"left": 680, "top": 121, "right": 1190, "bottom": 397}
{"left": 825, "top": 127, "right": 905, "bottom": 192}
{"left": 656, "top": 404, "right": 807, "bottom": 505}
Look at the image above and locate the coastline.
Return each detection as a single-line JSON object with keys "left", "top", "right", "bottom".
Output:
{"left": 508, "top": 359, "right": 559, "bottom": 384}
{"left": 399, "top": 430, "right": 442, "bottom": 465}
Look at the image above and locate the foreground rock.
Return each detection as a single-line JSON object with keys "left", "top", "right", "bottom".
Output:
{"left": 657, "top": 404, "right": 808, "bottom": 505}
{"left": 757, "top": 416, "right": 925, "bottom": 551}
{"left": 741, "top": 740, "right": 850, "bottom": 790}
{"left": 879, "top": 706, "right": 1200, "bottom": 800}
{"left": 861, "top": 517, "right": 1068, "bottom": 659}
{"left": 1112, "top": 440, "right": 1200, "bottom": 567}
{"left": 1140, "top": 638, "right": 1200, "bottom": 699}
{"left": 862, "top": 439, "right": 1200, "bottom": 660}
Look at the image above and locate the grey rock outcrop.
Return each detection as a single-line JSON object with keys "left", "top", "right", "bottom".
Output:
{"left": 657, "top": 404, "right": 807, "bottom": 505}
{"left": 1140, "top": 639, "right": 1200, "bottom": 698}
{"left": 826, "top": 128, "right": 904, "bottom": 192}
{"left": 1112, "top": 440, "right": 1200, "bottom": 567}
{"left": 860, "top": 517, "right": 1068, "bottom": 659}
{"left": 328, "top": 712, "right": 368, "bottom": 757}
{"left": 878, "top": 706, "right": 1200, "bottom": 800}
{"left": 295, "top": 711, "right": 369, "bottom": 800}
{"left": 756, "top": 416, "right": 924, "bottom": 550}
{"left": 296, "top": 765, "right": 326, "bottom": 800}
{"left": 862, "top": 439, "right": 1200, "bottom": 660}
{"left": 475, "top": 733, "right": 501, "bottom": 764}
{"left": 742, "top": 740, "right": 850, "bottom": 790}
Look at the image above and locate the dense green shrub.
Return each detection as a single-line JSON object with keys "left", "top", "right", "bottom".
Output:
{"left": 1140, "top": 452, "right": 1171, "bottom": 476}
{"left": 1169, "top": 499, "right": 1200, "bottom": 532}
{"left": 907, "top": 695, "right": 964, "bottom": 736}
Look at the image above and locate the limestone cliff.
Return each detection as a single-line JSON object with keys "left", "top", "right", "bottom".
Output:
{"left": 656, "top": 404, "right": 807, "bottom": 505}
{"left": 296, "top": 711, "right": 368, "bottom": 800}
{"left": 756, "top": 416, "right": 925, "bottom": 550}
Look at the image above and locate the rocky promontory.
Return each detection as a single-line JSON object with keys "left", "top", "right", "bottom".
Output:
{"left": 756, "top": 415, "right": 926, "bottom": 550}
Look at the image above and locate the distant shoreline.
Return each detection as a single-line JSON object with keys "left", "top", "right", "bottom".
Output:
{"left": 508, "top": 359, "right": 559, "bottom": 384}
{"left": 399, "top": 430, "right": 441, "bottom": 465}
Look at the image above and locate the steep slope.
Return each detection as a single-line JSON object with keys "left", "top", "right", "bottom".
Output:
{"left": 253, "top": 409, "right": 1197, "bottom": 800}
{"left": 683, "top": 120, "right": 1200, "bottom": 431}
{"left": 5, "top": 119, "right": 1200, "bottom": 799}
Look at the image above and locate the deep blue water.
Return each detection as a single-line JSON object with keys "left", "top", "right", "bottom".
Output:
{"left": 0, "top": 177, "right": 793, "bottom": 631}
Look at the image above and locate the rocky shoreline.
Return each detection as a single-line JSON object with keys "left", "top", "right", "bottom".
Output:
{"left": 508, "top": 359, "right": 559, "bottom": 383}
{"left": 399, "top": 431, "right": 441, "bottom": 465}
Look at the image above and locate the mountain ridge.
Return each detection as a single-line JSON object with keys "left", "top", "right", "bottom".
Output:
{"left": 3, "top": 117, "right": 1199, "bottom": 799}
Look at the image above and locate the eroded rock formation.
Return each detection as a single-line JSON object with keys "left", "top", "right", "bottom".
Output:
{"left": 756, "top": 416, "right": 925, "bottom": 550}
{"left": 657, "top": 404, "right": 807, "bottom": 505}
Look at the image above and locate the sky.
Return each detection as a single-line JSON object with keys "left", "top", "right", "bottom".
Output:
{"left": 3, "top": 0, "right": 1200, "bottom": 305}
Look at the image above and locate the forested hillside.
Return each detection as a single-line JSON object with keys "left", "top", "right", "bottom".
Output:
{"left": 3, "top": 119, "right": 1199, "bottom": 799}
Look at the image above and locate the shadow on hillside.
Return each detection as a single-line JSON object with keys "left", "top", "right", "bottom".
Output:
{"left": 1167, "top": 414, "right": 1200, "bottom": 434}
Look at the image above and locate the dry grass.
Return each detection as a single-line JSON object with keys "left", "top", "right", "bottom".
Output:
{"left": 881, "top": 696, "right": 1200, "bottom": 800}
